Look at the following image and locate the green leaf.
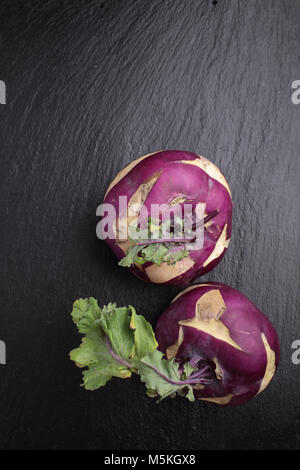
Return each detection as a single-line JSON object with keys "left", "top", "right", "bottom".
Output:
{"left": 98, "top": 305, "right": 135, "bottom": 362}
{"left": 118, "top": 243, "right": 189, "bottom": 268}
{"left": 129, "top": 309, "right": 158, "bottom": 359}
{"left": 142, "top": 244, "right": 169, "bottom": 265}
{"left": 133, "top": 350, "right": 186, "bottom": 401}
{"left": 163, "top": 248, "right": 189, "bottom": 265}
{"left": 118, "top": 245, "right": 146, "bottom": 267}
{"left": 70, "top": 298, "right": 203, "bottom": 402}
{"left": 118, "top": 216, "right": 190, "bottom": 268}
{"left": 81, "top": 362, "right": 131, "bottom": 391}
{"left": 182, "top": 362, "right": 197, "bottom": 380}
{"left": 81, "top": 363, "right": 112, "bottom": 390}
{"left": 71, "top": 297, "right": 104, "bottom": 333}
{"left": 185, "top": 385, "right": 195, "bottom": 402}
{"left": 70, "top": 299, "right": 132, "bottom": 390}
{"left": 128, "top": 223, "right": 150, "bottom": 241}
{"left": 70, "top": 333, "right": 131, "bottom": 390}
{"left": 146, "top": 388, "right": 158, "bottom": 398}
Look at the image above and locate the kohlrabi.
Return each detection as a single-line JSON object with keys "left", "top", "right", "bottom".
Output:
{"left": 70, "top": 284, "right": 279, "bottom": 406}
{"left": 155, "top": 283, "right": 280, "bottom": 406}
{"left": 101, "top": 150, "right": 232, "bottom": 286}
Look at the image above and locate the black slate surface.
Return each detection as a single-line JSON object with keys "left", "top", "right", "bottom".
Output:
{"left": 0, "top": 0, "right": 300, "bottom": 450}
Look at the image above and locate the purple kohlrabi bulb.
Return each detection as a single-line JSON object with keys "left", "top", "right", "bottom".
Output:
{"left": 103, "top": 150, "right": 232, "bottom": 286}
{"left": 155, "top": 283, "right": 280, "bottom": 406}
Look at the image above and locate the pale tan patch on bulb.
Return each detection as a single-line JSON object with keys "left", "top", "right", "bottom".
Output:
{"left": 145, "top": 257, "right": 195, "bottom": 283}
{"left": 127, "top": 171, "right": 162, "bottom": 219}
{"left": 178, "top": 290, "right": 243, "bottom": 351}
{"left": 166, "top": 326, "right": 184, "bottom": 360}
{"left": 104, "top": 151, "right": 161, "bottom": 198}
{"left": 169, "top": 196, "right": 187, "bottom": 206}
{"left": 203, "top": 223, "right": 230, "bottom": 268}
{"left": 116, "top": 171, "right": 162, "bottom": 254}
{"left": 194, "top": 289, "right": 226, "bottom": 320}
{"left": 199, "top": 393, "right": 234, "bottom": 405}
{"left": 256, "top": 333, "right": 276, "bottom": 395}
{"left": 212, "top": 357, "right": 223, "bottom": 380}
{"left": 171, "top": 283, "right": 224, "bottom": 303}
{"left": 180, "top": 156, "right": 231, "bottom": 267}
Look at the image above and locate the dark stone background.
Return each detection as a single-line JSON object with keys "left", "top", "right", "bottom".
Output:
{"left": 0, "top": 0, "right": 299, "bottom": 450}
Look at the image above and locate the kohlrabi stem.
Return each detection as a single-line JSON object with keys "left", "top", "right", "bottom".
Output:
{"left": 137, "top": 237, "right": 193, "bottom": 246}
{"left": 203, "top": 208, "right": 220, "bottom": 225}
{"left": 105, "top": 336, "right": 211, "bottom": 386}
{"left": 188, "top": 208, "right": 220, "bottom": 231}
{"left": 136, "top": 209, "right": 220, "bottom": 246}
{"left": 138, "top": 360, "right": 212, "bottom": 386}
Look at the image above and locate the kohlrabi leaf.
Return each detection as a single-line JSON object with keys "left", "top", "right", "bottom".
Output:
{"left": 119, "top": 243, "right": 189, "bottom": 268}
{"left": 70, "top": 300, "right": 132, "bottom": 390}
{"left": 185, "top": 386, "right": 195, "bottom": 402}
{"left": 163, "top": 247, "right": 190, "bottom": 265}
{"left": 183, "top": 362, "right": 198, "bottom": 379}
{"left": 98, "top": 305, "right": 135, "bottom": 362}
{"left": 129, "top": 309, "right": 158, "bottom": 359}
{"left": 133, "top": 350, "right": 187, "bottom": 401}
{"left": 142, "top": 244, "right": 169, "bottom": 265}
{"left": 118, "top": 216, "right": 190, "bottom": 267}
{"left": 70, "top": 298, "right": 205, "bottom": 402}
{"left": 71, "top": 338, "right": 131, "bottom": 390}
{"left": 71, "top": 297, "right": 104, "bottom": 333}
{"left": 118, "top": 245, "right": 146, "bottom": 267}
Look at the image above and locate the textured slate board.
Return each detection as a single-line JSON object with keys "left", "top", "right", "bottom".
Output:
{"left": 0, "top": 0, "right": 300, "bottom": 450}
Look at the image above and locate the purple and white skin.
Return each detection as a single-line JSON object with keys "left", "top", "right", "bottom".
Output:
{"left": 103, "top": 150, "right": 232, "bottom": 286}
{"left": 155, "top": 283, "right": 280, "bottom": 406}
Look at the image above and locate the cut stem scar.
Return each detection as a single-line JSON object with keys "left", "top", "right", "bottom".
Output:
{"left": 137, "top": 237, "right": 193, "bottom": 246}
